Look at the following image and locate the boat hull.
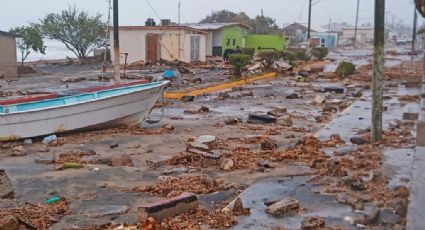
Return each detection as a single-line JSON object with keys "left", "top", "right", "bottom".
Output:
{"left": 0, "top": 82, "right": 167, "bottom": 141}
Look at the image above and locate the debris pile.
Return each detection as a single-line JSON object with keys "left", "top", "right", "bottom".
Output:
{"left": 133, "top": 175, "right": 225, "bottom": 198}
{"left": 0, "top": 198, "right": 70, "bottom": 229}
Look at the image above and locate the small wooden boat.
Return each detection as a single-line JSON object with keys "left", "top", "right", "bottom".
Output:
{"left": 0, "top": 81, "right": 169, "bottom": 141}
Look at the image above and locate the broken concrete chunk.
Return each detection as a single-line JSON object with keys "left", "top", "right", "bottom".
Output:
{"left": 267, "top": 108, "right": 287, "bottom": 117}
{"left": 286, "top": 93, "right": 302, "bottom": 99}
{"left": 266, "top": 198, "right": 299, "bottom": 215}
{"left": 301, "top": 217, "right": 325, "bottom": 230}
{"left": 187, "top": 148, "right": 221, "bottom": 159}
{"left": 403, "top": 112, "right": 419, "bottom": 121}
{"left": 34, "top": 156, "right": 54, "bottom": 164}
{"left": 224, "top": 117, "right": 241, "bottom": 125}
{"left": 187, "top": 142, "right": 210, "bottom": 151}
{"left": 85, "top": 205, "right": 130, "bottom": 218}
{"left": 248, "top": 114, "right": 277, "bottom": 124}
{"left": 277, "top": 116, "right": 293, "bottom": 127}
{"left": 313, "top": 95, "right": 325, "bottom": 105}
{"left": 350, "top": 136, "right": 368, "bottom": 145}
{"left": 181, "top": 95, "right": 195, "bottom": 102}
{"left": 137, "top": 192, "right": 198, "bottom": 223}
{"left": 221, "top": 158, "right": 234, "bottom": 171}
{"left": 108, "top": 154, "right": 134, "bottom": 167}
{"left": 195, "top": 135, "right": 216, "bottom": 145}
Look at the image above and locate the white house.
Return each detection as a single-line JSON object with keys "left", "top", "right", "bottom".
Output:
{"left": 110, "top": 25, "right": 207, "bottom": 64}
{"left": 341, "top": 27, "right": 374, "bottom": 44}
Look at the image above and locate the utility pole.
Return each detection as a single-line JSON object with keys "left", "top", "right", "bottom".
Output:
{"left": 307, "top": 0, "right": 312, "bottom": 40}
{"left": 113, "top": 0, "right": 120, "bottom": 81}
{"left": 371, "top": 0, "right": 385, "bottom": 143}
{"left": 178, "top": 0, "right": 181, "bottom": 60}
{"left": 354, "top": 0, "right": 360, "bottom": 46}
{"left": 412, "top": 7, "right": 418, "bottom": 62}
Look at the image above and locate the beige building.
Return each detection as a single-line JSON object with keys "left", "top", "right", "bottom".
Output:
{"left": 0, "top": 31, "right": 18, "bottom": 79}
{"left": 341, "top": 27, "right": 374, "bottom": 44}
{"left": 110, "top": 26, "right": 207, "bottom": 64}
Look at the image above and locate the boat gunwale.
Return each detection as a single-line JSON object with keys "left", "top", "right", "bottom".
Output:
{"left": 0, "top": 81, "right": 169, "bottom": 116}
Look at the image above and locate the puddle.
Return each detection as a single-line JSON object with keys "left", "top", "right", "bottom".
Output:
{"left": 232, "top": 177, "right": 355, "bottom": 230}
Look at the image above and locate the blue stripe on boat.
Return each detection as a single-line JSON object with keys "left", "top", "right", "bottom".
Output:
{"left": 0, "top": 81, "right": 163, "bottom": 115}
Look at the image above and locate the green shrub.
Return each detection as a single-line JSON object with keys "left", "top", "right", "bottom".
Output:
{"left": 242, "top": 48, "right": 255, "bottom": 57}
{"left": 311, "top": 47, "right": 329, "bottom": 61}
{"left": 256, "top": 51, "right": 284, "bottom": 68}
{"left": 336, "top": 61, "right": 356, "bottom": 78}
{"left": 229, "top": 54, "right": 250, "bottom": 77}
{"left": 286, "top": 48, "right": 310, "bottom": 62}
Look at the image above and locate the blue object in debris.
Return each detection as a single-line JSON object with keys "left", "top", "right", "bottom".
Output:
{"left": 163, "top": 69, "right": 176, "bottom": 79}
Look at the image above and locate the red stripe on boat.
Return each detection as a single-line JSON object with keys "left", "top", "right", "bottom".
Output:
{"left": 0, "top": 80, "right": 151, "bottom": 106}
{"left": 0, "top": 94, "right": 58, "bottom": 106}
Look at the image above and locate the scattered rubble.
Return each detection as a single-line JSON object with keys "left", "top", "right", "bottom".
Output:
{"left": 266, "top": 198, "right": 300, "bottom": 215}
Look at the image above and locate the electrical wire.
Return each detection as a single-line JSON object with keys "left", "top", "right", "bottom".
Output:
{"left": 145, "top": 0, "right": 162, "bottom": 22}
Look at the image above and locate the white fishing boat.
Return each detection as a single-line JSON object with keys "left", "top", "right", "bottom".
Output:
{"left": 0, "top": 81, "right": 169, "bottom": 141}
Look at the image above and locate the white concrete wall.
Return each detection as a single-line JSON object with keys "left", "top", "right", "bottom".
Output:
{"left": 111, "top": 28, "right": 206, "bottom": 64}
{"left": 212, "top": 30, "right": 222, "bottom": 47}
{"left": 205, "top": 31, "right": 213, "bottom": 56}
{"left": 0, "top": 35, "right": 18, "bottom": 79}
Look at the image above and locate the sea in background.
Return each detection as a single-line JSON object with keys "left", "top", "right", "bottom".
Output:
{"left": 19, "top": 39, "right": 89, "bottom": 62}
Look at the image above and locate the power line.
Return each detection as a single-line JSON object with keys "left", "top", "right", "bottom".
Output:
{"left": 145, "top": 0, "right": 162, "bottom": 21}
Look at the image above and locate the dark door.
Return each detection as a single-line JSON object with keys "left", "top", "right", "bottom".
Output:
{"left": 212, "top": 47, "right": 222, "bottom": 57}
{"left": 146, "top": 34, "right": 159, "bottom": 63}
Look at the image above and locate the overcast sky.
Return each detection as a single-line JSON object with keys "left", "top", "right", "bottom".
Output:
{"left": 0, "top": 0, "right": 420, "bottom": 31}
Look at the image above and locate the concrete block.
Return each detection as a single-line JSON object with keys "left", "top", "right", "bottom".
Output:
{"left": 403, "top": 112, "right": 419, "bottom": 120}
{"left": 137, "top": 192, "right": 198, "bottom": 223}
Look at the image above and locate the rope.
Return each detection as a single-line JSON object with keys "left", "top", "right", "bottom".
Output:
{"left": 145, "top": 88, "right": 166, "bottom": 124}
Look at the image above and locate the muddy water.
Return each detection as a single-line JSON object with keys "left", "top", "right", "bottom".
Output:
{"left": 233, "top": 177, "right": 355, "bottom": 230}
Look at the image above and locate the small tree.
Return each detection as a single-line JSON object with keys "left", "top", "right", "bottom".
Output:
{"left": 257, "top": 51, "right": 284, "bottom": 69}
{"left": 336, "top": 61, "right": 356, "bottom": 78}
{"left": 38, "top": 7, "right": 107, "bottom": 63}
{"left": 10, "top": 26, "right": 45, "bottom": 66}
{"left": 311, "top": 47, "right": 329, "bottom": 61}
{"left": 229, "top": 54, "right": 250, "bottom": 77}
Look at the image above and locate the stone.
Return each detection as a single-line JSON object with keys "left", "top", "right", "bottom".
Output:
{"left": 353, "top": 90, "right": 363, "bottom": 98}
{"left": 187, "top": 148, "right": 221, "bottom": 159}
{"left": 277, "top": 116, "right": 293, "bottom": 127}
{"left": 161, "top": 167, "right": 189, "bottom": 175}
{"left": 109, "top": 142, "right": 119, "bottom": 149}
{"left": 108, "top": 154, "right": 134, "bottom": 167}
{"left": 267, "top": 108, "right": 287, "bottom": 117}
{"left": 163, "top": 124, "right": 175, "bottom": 131}
{"left": 323, "top": 86, "right": 344, "bottom": 94}
{"left": 260, "top": 138, "right": 278, "bottom": 150}
{"left": 187, "top": 142, "right": 210, "bottom": 151}
{"left": 181, "top": 95, "right": 195, "bottom": 102}
{"left": 224, "top": 117, "right": 240, "bottom": 125}
{"left": 266, "top": 198, "right": 299, "bottom": 215}
{"left": 379, "top": 208, "right": 401, "bottom": 225}
{"left": 217, "top": 92, "right": 231, "bottom": 100}
{"left": 196, "top": 135, "right": 216, "bottom": 145}
{"left": 199, "top": 106, "right": 210, "bottom": 113}
{"left": 247, "top": 114, "right": 277, "bottom": 124}
{"left": 350, "top": 136, "right": 368, "bottom": 145}
{"left": 85, "top": 205, "right": 130, "bottom": 218}
{"left": 334, "top": 145, "right": 353, "bottom": 156}
{"left": 221, "top": 158, "right": 234, "bottom": 171}
{"left": 286, "top": 93, "right": 302, "bottom": 99}
{"left": 34, "top": 156, "right": 54, "bottom": 164}
{"left": 0, "top": 215, "right": 19, "bottom": 230}
{"left": 0, "top": 170, "right": 14, "bottom": 199}
{"left": 138, "top": 192, "right": 198, "bottom": 223}
{"left": 301, "top": 217, "right": 325, "bottom": 230}
{"left": 257, "top": 160, "right": 274, "bottom": 168}
{"left": 313, "top": 95, "right": 326, "bottom": 104}
{"left": 11, "top": 146, "right": 27, "bottom": 156}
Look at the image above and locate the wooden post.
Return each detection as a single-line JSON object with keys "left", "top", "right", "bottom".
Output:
{"left": 354, "top": 0, "right": 360, "bottom": 46}
{"left": 371, "top": 0, "right": 385, "bottom": 143}
{"left": 113, "top": 0, "right": 121, "bottom": 82}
